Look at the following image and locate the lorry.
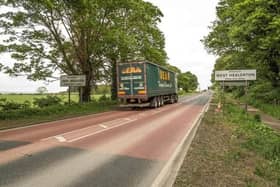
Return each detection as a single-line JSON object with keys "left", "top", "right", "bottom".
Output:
{"left": 117, "top": 61, "right": 178, "bottom": 108}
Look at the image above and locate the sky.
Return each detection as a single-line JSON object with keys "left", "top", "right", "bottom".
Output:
{"left": 0, "top": 0, "right": 219, "bottom": 93}
{"left": 147, "top": 0, "right": 218, "bottom": 90}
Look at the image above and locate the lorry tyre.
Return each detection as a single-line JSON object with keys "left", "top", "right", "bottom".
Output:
{"left": 156, "top": 97, "right": 161, "bottom": 107}
{"left": 174, "top": 95, "right": 178, "bottom": 103}
{"left": 170, "top": 95, "right": 175, "bottom": 104}
{"left": 161, "top": 96, "right": 164, "bottom": 106}
{"left": 151, "top": 97, "right": 158, "bottom": 108}
{"left": 157, "top": 97, "right": 161, "bottom": 107}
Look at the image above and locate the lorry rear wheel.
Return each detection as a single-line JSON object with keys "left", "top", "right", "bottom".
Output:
{"left": 170, "top": 95, "right": 175, "bottom": 104}
{"left": 157, "top": 97, "right": 161, "bottom": 107}
{"left": 151, "top": 97, "right": 158, "bottom": 108}
{"left": 160, "top": 96, "right": 164, "bottom": 106}
{"left": 174, "top": 95, "right": 178, "bottom": 103}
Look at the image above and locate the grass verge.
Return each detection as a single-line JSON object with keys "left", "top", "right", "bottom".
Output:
{"left": 0, "top": 101, "right": 115, "bottom": 130}
{"left": 173, "top": 97, "right": 280, "bottom": 186}
{"left": 249, "top": 100, "right": 280, "bottom": 120}
{"left": 0, "top": 93, "right": 109, "bottom": 104}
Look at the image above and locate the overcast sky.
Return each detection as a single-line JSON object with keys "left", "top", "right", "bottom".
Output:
{"left": 147, "top": 0, "right": 218, "bottom": 90}
{"left": 0, "top": 0, "right": 219, "bottom": 93}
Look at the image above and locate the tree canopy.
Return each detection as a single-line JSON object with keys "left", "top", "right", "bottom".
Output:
{"left": 0, "top": 0, "right": 167, "bottom": 101}
{"left": 177, "top": 71, "right": 198, "bottom": 92}
{"left": 203, "top": 0, "right": 280, "bottom": 102}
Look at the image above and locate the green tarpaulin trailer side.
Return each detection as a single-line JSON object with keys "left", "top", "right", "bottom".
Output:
{"left": 117, "top": 61, "right": 178, "bottom": 108}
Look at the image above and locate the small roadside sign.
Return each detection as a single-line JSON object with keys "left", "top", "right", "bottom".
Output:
{"left": 215, "top": 69, "right": 256, "bottom": 113}
{"left": 215, "top": 70, "right": 256, "bottom": 81}
{"left": 60, "top": 75, "right": 86, "bottom": 87}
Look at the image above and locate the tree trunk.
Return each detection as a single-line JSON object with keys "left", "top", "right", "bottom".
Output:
{"left": 81, "top": 85, "right": 91, "bottom": 102}
{"left": 80, "top": 71, "right": 92, "bottom": 103}
{"left": 111, "top": 60, "right": 118, "bottom": 100}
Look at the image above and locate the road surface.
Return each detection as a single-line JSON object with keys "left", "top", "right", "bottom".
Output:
{"left": 0, "top": 92, "right": 211, "bottom": 187}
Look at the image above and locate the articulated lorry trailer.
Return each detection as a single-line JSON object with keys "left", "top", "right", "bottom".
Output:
{"left": 117, "top": 61, "right": 178, "bottom": 108}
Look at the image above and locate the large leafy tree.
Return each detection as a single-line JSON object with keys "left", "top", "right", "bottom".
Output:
{"left": 164, "top": 63, "right": 181, "bottom": 74}
{"left": 0, "top": 0, "right": 166, "bottom": 102}
{"left": 203, "top": 0, "right": 280, "bottom": 102}
{"left": 177, "top": 71, "right": 198, "bottom": 92}
{"left": 101, "top": 1, "right": 167, "bottom": 100}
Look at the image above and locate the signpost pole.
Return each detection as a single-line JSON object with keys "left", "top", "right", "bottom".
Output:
{"left": 222, "top": 80, "right": 225, "bottom": 98}
{"left": 245, "top": 80, "right": 248, "bottom": 112}
{"left": 80, "top": 87, "right": 83, "bottom": 103}
{"left": 68, "top": 86, "right": 71, "bottom": 105}
{"left": 222, "top": 80, "right": 225, "bottom": 116}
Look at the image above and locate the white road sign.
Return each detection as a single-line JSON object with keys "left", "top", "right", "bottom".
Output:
{"left": 220, "top": 81, "right": 248, "bottom": 86}
{"left": 60, "top": 75, "right": 86, "bottom": 87}
{"left": 215, "top": 70, "right": 256, "bottom": 81}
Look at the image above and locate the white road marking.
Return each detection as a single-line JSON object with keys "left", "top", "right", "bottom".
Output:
{"left": 151, "top": 94, "right": 211, "bottom": 187}
{"left": 99, "top": 124, "right": 108, "bottom": 129}
{"left": 40, "top": 118, "right": 128, "bottom": 141}
{"left": 67, "top": 119, "right": 137, "bottom": 143}
{"left": 0, "top": 111, "right": 116, "bottom": 133}
{"left": 54, "top": 136, "right": 66, "bottom": 142}
{"left": 40, "top": 95, "right": 204, "bottom": 143}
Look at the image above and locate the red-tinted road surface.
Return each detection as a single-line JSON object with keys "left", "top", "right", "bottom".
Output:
{"left": 0, "top": 92, "right": 211, "bottom": 187}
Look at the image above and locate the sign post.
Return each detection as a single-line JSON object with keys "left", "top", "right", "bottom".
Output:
{"left": 68, "top": 86, "right": 71, "bottom": 104}
{"left": 60, "top": 75, "right": 86, "bottom": 104}
{"left": 245, "top": 80, "right": 248, "bottom": 112}
{"left": 215, "top": 70, "right": 256, "bottom": 112}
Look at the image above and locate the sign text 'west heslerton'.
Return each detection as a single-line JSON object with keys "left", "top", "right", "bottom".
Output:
{"left": 215, "top": 70, "right": 256, "bottom": 81}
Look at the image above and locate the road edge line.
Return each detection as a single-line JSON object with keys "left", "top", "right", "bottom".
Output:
{"left": 151, "top": 95, "right": 211, "bottom": 187}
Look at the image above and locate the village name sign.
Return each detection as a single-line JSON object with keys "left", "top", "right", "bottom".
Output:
{"left": 215, "top": 69, "right": 256, "bottom": 86}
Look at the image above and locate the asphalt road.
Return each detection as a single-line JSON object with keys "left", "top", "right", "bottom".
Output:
{"left": 0, "top": 92, "right": 211, "bottom": 187}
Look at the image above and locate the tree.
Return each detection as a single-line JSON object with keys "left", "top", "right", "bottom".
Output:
{"left": 165, "top": 63, "right": 181, "bottom": 74}
{"left": 0, "top": 0, "right": 167, "bottom": 102}
{"left": 177, "top": 71, "right": 198, "bottom": 92}
{"left": 102, "top": 1, "right": 167, "bottom": 100}
{"left": 36, "top": 86, "right": 48, "bottom": 94}
{"left": 203, "top": 0, "right": 280, "bottom": 102}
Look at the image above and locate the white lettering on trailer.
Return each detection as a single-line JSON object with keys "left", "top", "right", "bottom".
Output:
{"left": 159, "top": 83, "right": 172, "bottom": 88}
{"left": 121, "top": 75, "right": 142, "bottom": 80}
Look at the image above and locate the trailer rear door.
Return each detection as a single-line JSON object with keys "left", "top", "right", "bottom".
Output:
{"left": 118, "top": 63, "right": 145, "bottom": 97}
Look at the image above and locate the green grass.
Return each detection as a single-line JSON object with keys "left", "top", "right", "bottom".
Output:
{"left": 0, "top": 93, "right": 114, "bottom": 130}
{"left": 174, "top": 93, "right": 280, "bottom": 186}
{"left": 249, "top": 100, "right": 280, "bottom": 120}
{"left": 0, "top": 100, "right": 116, "bottom": 130}
{"left": 0, "top": 93, "right": 109, "bottom": 104}
{"left": 225, "top": 102, "right": 280, "bottom": 185}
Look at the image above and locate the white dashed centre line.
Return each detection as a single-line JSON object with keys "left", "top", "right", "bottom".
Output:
{"left": 99, "top": 124, "right": 108, "bottom": 129}
{"left": 54, "top": 136, "right": 66, "bottom": 142}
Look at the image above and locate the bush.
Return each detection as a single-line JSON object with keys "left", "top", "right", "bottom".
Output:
{"left": 94, "top": 85, "right": 111, "bottom": 95}
{"left": 33, "top": 95, "right": 62, "bottom": 108}
{"left": 98, "top": 94, "right": 110, "bottom": 102}
{"left": 178, "top": 90, "right": 184, "bottom": 95}
{"left": 254, "top": 114, "right": 261, "bottom": 122}
{"left": 249, "top": 81, "right": 280, "bottom": 104}
{"left": 0, "top": 98, "right": 31, "bottom": 111}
